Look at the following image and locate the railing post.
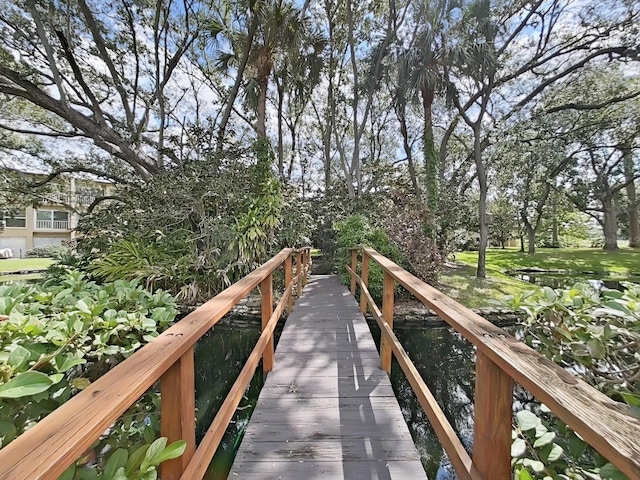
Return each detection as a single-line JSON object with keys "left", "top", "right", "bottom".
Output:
{"left": 302, "top": 249, "right": 309, "bottom": 286}
{"left": 350, "top": 248, "right": 358, "bottom": 295}
{"left": 160, "top": 347, "right": 196, "bottom": 480}
{"left": 359, "top": 251, "right": 369, "bottom": 314}
{"left": 473, "top": 351, "right": 513, "bottom": 480}
{"left": 296, "top": 250, "right": 303, "bottom": 297}
{"left": 285, "top": 254, "right": 293, "bottom": 312}
{"left": 261, "top": 273, "right": 274, "bottom": 373}
{"left": 380, "top": 271, "right": 394, "bottom": 373}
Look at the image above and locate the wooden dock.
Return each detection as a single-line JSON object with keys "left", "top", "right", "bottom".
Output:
{"left": 229, "top": 275, "right": 427, "bottom": 479}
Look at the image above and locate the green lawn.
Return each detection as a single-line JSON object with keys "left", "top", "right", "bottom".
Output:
{"left": 437, "top": 261, "right": 534, "bottom": 308}
{"left": 0, "top": 258, "right": 54, "bottom": 272}
{"left": 455, "top": 247, "right": 640, "bottom": 275}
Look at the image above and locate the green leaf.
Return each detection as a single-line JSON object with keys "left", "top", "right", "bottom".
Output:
{"left": 104, "top": 448, "right": 128, "bottom": 480}
{"left": 511, "top": 438, "right": 527, "bottom": 457}
{"left": 77, "top": 467, "right": 98, "bottom": 480}
{"left": 53, "top": 353, "right": 86, "bottom": 373}
{"left": 151, "top": 440, "right": 187, "bottom": 465}
{"left": 523, "top": 458, "right": 545, "bottom": 473}
{"left": 517, "top": 468, "right": 535, "bottom": 480}
{"left": 599, "top": 463, "right": 627, "bottom": 480}
{"left": 0, "top": 371, "right": 56, "bottom": 398}
{"left": 545, "top": 443, "right": 564, "bottom": 462}
{"left": 586, "top": 338, "right": 606, "bottom": 359}
{"left": 76, "top": 299, "right": 92, "bottom": 315}
{"left": 533, "top": 431, "right": 555, "bottom": 447}
{"left": 141, "top": 437, "right": 167, "bottom": 471}
{"left": 58, "top": 464, "right": 76, "bottom": 480}
{"left": 0, "top": 421, "right": 17, "bottom": 447}
{"left": 567, "top": 432, "right": 587, "bottom": 459}
{"left": 7, "top": 345, "right": 31, "bottom": 369}
{"left": 126, "top": 444, "right": 150, "bottom": 476}
{"left": 516, "top": 410, "right": 540, "bottom": 431}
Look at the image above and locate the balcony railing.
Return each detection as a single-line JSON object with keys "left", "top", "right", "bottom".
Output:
{"left": 43, "top": 193, "right": 96, "bottom": 206}
{"left": 35, "top": 219, "right": 69, "bottom": 230}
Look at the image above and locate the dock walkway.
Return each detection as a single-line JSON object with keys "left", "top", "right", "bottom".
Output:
{"left": 229, "top": 275, "right": 427, "bottom": 479}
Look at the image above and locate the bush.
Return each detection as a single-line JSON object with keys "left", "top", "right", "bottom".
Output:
{"left": 506, "top": 283, "right": 639, "bottom": 479}
{"left": 0, "top": 271, "right": 181, "bottom": 477}
{"left": 26, "top": 244, "right": 70, "bottom": 259}
{"left": 334, "top": 214, "right": 403, "bottom": 302}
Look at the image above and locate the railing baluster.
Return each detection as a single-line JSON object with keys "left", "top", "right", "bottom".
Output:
{"left": 296, "top": 250, "right": 303, "bottom": 297}
{"left": 261, "top": 273, "right": 274, "bottom": 373}
{"left": 160, "top": 347, "right": 196, "bottom": 480}
{"left": 303, "top": 249, "right": 309, "bottom": 286}
{"left": 473, "top": 351, "right": 513, "bottom": 480}
{"left": 285, "top": 254, "right": 293, "bottom": 313}
{"left": 359, "top": 251, "right": 369, "bottom": 314}
{"left": 380, "top": 271, "right": 395, "bottom": 373}
{"left": 350, "top": 249, "right": 358, "bottom": 295}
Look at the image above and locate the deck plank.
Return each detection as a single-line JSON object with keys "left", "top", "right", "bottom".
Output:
{"left": 229, "top": 275, "right": 428, "bottom": 479}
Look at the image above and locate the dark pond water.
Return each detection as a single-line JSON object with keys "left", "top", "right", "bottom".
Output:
{"left": 194, "top": 320, "right": 288, "bottom": 480}
{"left": 196, "top": 319, "right": 484, "bottom": 479}
{"left": 510, "top": 271, "right": 640, "bottom": 290}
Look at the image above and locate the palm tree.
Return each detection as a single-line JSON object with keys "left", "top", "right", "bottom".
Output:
{"left": 398, "top": 0, "right": 459, "bottom": 235}
{"left": 244, "top": 0, "right": 311, "bottom": 140}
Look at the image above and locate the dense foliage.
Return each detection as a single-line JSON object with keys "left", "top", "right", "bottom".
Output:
{"left": 334, "top": 214, "right": 404, "bottom": 302}
{"left": 76, "top": 144, "right": 310, "bottom": 305}
{"left": 0, "top": 272, "right": 182, "bottom": 479}
{"left": 507, "top": 283, "right": 639, "bottom": 479}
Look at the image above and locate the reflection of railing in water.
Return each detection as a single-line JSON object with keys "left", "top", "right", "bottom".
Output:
{"left": 346, "top": 246, "right": 640, "bottom": 480}
{"left": 0, "top": 247, "right": 312, "bottom": 480}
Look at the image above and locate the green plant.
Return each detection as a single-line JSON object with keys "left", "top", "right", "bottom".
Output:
{"left": 26, "top": 245, "right": 70, "bottom": 259}
{"left": 505, "top": 282, "right": 639, "bottom": 479}
{"left": 0, "top": 271, "right": 180, "bottom": 477}
{"left": 333, "top": 214, "right": 404, "bottom": 302}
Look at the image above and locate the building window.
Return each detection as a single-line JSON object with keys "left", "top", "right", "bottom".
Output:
{"left": 1, "top": 209, "right": 26, "bottom": 228}
{"left": 35, "top": 210, "right": 69, "bottom": 230}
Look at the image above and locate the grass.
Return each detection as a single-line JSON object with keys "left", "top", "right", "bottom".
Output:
{"left": 438, "top": 246, "right": 640, "bottom": 308}
{"left": 437, "top": 261, "right": 534, "bottom": 308}
{"left": 455, "top": 247, "right": 640, "bottom": 275}
{"left": 0, "top": 258, "right": 53, "bottom": 283}
{"left": 0, "top": 258, "right": 54, "bottom": 272}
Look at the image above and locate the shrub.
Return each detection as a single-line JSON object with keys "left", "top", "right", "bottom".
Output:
{"left": 334, "top": 214, "right": 403, "bottom": 302}
{"left": 506, "top": 283, "right": 639, "bottom": 479}
{"left": 26, "top": 244, "right": 70, "bottom": 259}
{"left": 0, "top": 271, "right": 181, "bottom": 477}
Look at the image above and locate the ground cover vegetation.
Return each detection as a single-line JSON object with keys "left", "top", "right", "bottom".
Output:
{"left": 507, "top": 282, "right": 640, "bottom": 480}
{"left": 457, "top": 248, "right": 640, "bottom": 277}
{"left": 0, "top": 0, "right": 638, "bottom": 478}
{"left": 0, "top": 271, "right": 183, "bottom": 479}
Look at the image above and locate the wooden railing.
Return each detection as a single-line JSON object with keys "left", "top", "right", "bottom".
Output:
{"left": 346, "top": 246, "right": 640, "bottom": 480}
{"left": 0, "top": 247, "right": 312, "bottom": 480}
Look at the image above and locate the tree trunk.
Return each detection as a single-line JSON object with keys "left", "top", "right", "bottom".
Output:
{"left": 474, "top": 124, "right": 488, "bottom": 279}
{"left": 396, "top": 101, "right": 421, "bottom": 199}
{"left": 623, "top": 145, "right": 640, "bottom": 247}
{"left": 527, "top": 225, "right": 536, "bottom": 254}
{"left": 551, "top": 199, "right": 560, "bottom": 248}
{"left": 257, "top": 75, "right": 268, "bottom": 140}
{"left": 276, "top": 81, "right": 285, "bottom": 178}
{"left": 421, "top": 86, "right": 437, "bottom": 234}
{"left": 519, "top": 233, "right": 525, "bottom": 252}
{"left": 602, "top": 197, "right": 619, "bottom": 251}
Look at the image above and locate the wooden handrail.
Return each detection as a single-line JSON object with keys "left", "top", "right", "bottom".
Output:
{"left": 346, "top": 246, "right": 640, "bottom": 480}
{"left": 0, "top": 247, "right": 312, "bottom": 480}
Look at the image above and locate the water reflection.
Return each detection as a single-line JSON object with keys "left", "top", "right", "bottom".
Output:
{"left": 510, "top": 272, "right": 640, "bottom": 290}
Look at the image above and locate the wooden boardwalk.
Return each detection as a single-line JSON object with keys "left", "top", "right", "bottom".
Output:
{"left": 229, "top": 275, "right": 428, "bottom": 479}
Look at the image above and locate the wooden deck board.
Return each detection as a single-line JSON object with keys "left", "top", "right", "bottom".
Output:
{"left": 229, "top": 275, "right": 428, "bottom": 479}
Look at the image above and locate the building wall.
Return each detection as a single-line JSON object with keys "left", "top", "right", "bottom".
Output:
{"left": 0, "top": 175, "right": 110, "bottom": 257}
